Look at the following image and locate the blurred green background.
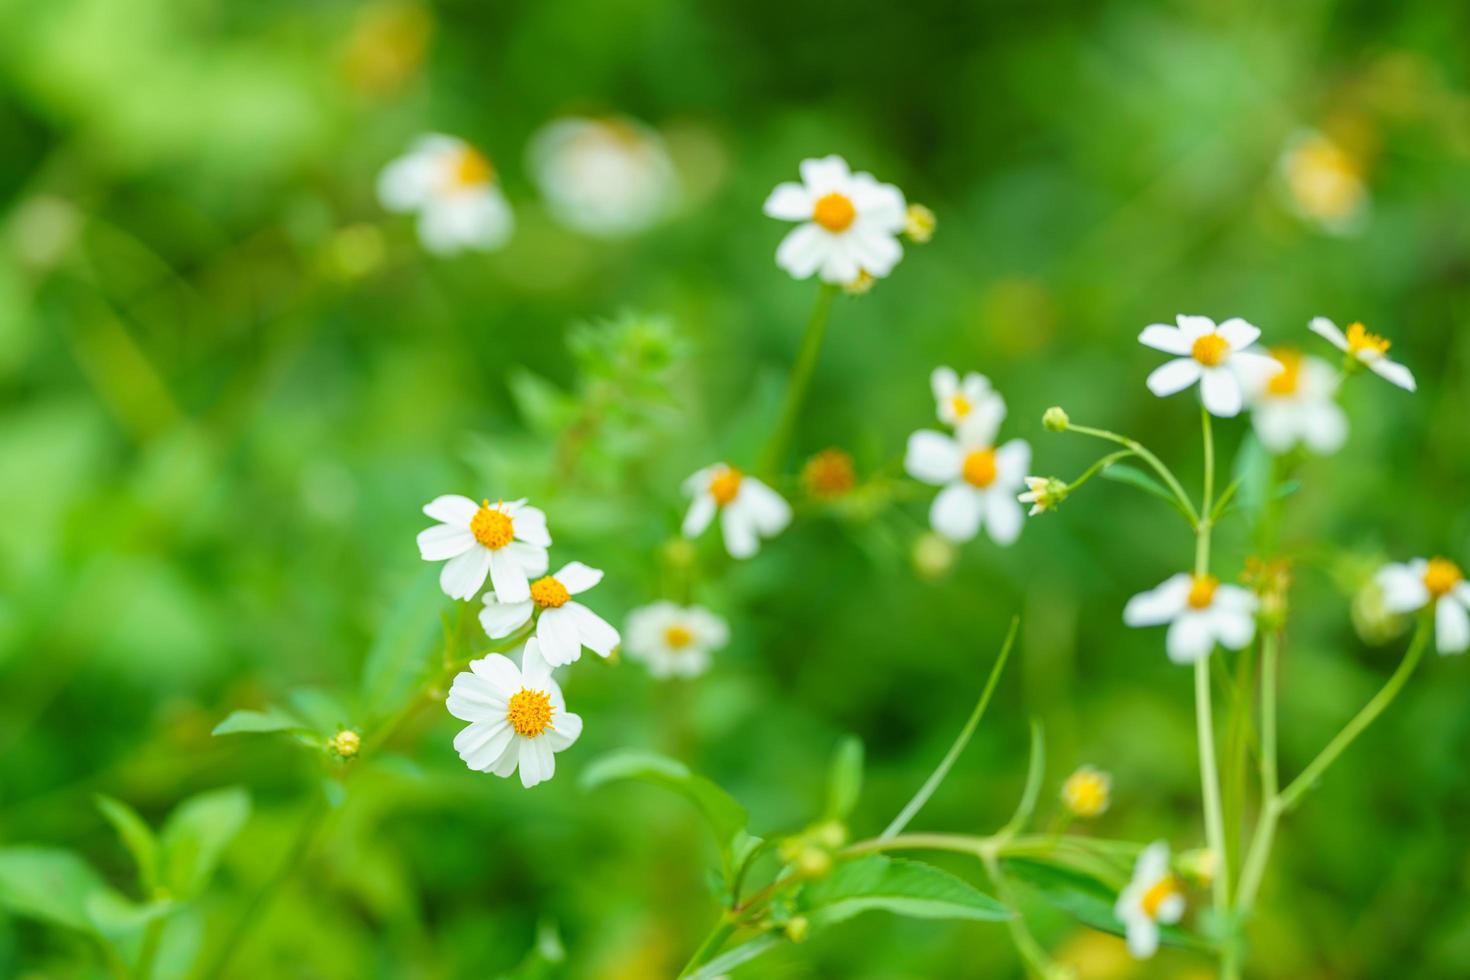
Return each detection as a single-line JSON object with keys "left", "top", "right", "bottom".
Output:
{"left": 2, "top": 0, "right": 1469, "bottom": 976}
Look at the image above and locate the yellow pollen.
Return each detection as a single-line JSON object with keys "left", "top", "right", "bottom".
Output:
{"left": 1424, "top": 558, "right": 1463, "bottom": 599}
{"left": 802, "top": 448, "right": 856, "bottom": 499}
{"left": 1187, "top": 574, "right": 1219, "bottom": 609}
{"left": 1345, "top": 322, "right": 1390, "bottom": 357}
{"left": 663, "top": 624, "right": 694, "bottom": 649}
{"left": 1141, "top": 876, "right": 1181, "bottom": 920}
{"left": 470, "top": 501, "right": 515, "bottom": 550}
{"left": 709, "top": 467, "right": 744, "bottom": 507}
{"left": 962, "top": 448, "right": 997, "bottom": 488}
{"left": 949, "top": 394, "right": 973, "bottom": 419}
{"left": 447, "top": 146, "right": 493, "bottom": 190}
{"left": 1191, "top": 333, "right": 1229, "bottom": 367}
{"left": 812, "top": 192, "right": 856, "bottom": 233}
{"left": 506, "top": 688, "right": 553, "bottom": 738}
{"left": 1061, "top": 769, "right": 1109, "bottom": 818}
{"left": 1265, "top": 348, "right": 1303, "bottom": 397}
{"left": 530, "top": 576, "right": 570, "bottom": 609}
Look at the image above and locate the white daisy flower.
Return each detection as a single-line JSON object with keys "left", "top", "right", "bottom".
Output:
{"left": 479, "top": 561, "right": 620, "bottom": 667}
{"left": 416, "top": 496, "right": 550, "bottom": 602}
{"left": 624, "top": 601, "right": 729, "bottom": 679}
{"left": 1247, "top": 348, "right": 1348, "bottom": 455}
{"left": 930, "top": 366, "right": 994, "bottom": 429}
{"left": 682, "top": 464, "right": 791, "bottom": 559}
{"left": 377, "top": 134, "right": 514, "bottom": 255}
{"left": 1375, "top": 557, "right": 1470, "bottom": 654}
{"left": 903, "top": 397, "right": 1029, "bottom": 546}
{"left": 763, "top": 155, "right": 907, "bottom": 285}
{"left": 1123, "top": 573, "right": 1258, "bottom": 664}
{"left": 1115, "top": 841, "right": 1185, "bottom": 960}
{"left": 527, "top": 116, "right": 677, "bottom": 238}
{"left": 445, "top": 640, "right": 581, "bottom": 788}
{"left": 1308, "top": 317, "right": 1416, "bottom": 392}
{"left": 1139, "top": 315, "right": 1283, "bottom": 418}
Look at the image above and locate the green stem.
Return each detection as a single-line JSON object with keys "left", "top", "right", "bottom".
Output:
{"left": 676, "top": 917, "right": 738, "bottom": 978}
{"left": 760, "top": 284, "right": 838, "bottom": 478}
{"left": 981, "top": 851, "right": 1062, "bottom": 979}
{"left": 1065, "top": 449, "right": 1137, "bottom": 493}
{"left": 1193, "top": 406, "right": 1230, "bottom": 926}
{"left": 1065, "top": 424, "right": 1198, "bottom": 526}
{"left": 133, "top": 917, "right": 166, "bottom": 980}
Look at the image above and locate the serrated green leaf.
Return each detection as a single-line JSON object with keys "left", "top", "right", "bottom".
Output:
{"left": 0, "top": 846, "right": 107, "bottom": 932}
{"left": 824, "top": 736, "right": 864, "bottom": 822}
{"left": 1002, "top": 858, "right": 1211, "bottom": 952}
{"left": 95, "top": 795, "right": 159, "bottom": 894}
{"left": 360, "top": 566, "right": 444, "bottom": 717}
{"left": 799, "top": 855, "right": 1010, "bottom": 926}
{"left": 159, "top": 787, "right": 250, "bottom": 898}
{"left": 210, "top": 707, "right": 306, "bottom": 737}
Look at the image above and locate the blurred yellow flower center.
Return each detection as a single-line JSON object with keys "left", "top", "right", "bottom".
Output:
{"left": 506, "top": 688, "right": 554, "bottom": 738}
{"left": 962, "top": 448, "right": 998, "bottom": 488}
{"left": 1286, "top": 137, "right": 1362, "bottom": 221}
{"left": 1424, "top": 558, "right": 1463, "bottom": 598}
{"left": 329, "top": 729, "right": 361, "bottom": 758}
{"left": 530, "top": 576, "right": 570, "bottom": 609}
{"left": 1191, "top": 333, "right": 1229, "bottom": 367}
{"left": 709, "top": 467, "right": 743, "bottom": 506}
{"left": 1266, "top": 349, "right": 1303, "bottom": 397}
{"left": 1345, "top": 322, "right": 1390, "bottom": 357}
{"left": 1187, "top": 574, "right": 1219, "bottom": 609}
{"left": 802, "top": 448, "right": 856, "bottom": 499}
{"left": 1061, "top": 770, "right": 1109, "bottom": 817}
{"left": 812, "top": 192, "right": 856, "bottom": 233}
{"left": 949, "top": 394, "right": 973, "bottom": 419}
{"left": 447, "top": 146, "right": 493, "bottom": 189}
{"left": 663, "top": 624, "right": 694, "bottom": 649}
{"left": 470, "top": 502, "right": 514, "bottom": 550}
{"left": 1141, "top": 876, "right": 1181, "bottom": 920}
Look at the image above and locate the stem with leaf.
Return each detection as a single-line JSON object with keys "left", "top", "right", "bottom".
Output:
{"left": 760, "top": 284, "right": 838, "bottom": 478}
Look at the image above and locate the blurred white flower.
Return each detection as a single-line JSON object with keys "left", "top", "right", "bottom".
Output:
{"left": 904, "top": 393, "right": 1028, "bottom": 546}
{"left": 1279, "top": 130, "right": 1368, "bottom": 235}
{"left": 682, "top": 464, "right": 791, "bottom": 559}
{"left": 624, "top": 601, "right": 729, "bottom": 678}
{"left": 417, "top": 496, "right": 550, "bottom": 601}
{"left": 1309, "top": 317, "right": 1416, "bottom": 392}
{"left": 1139, "top": 315, "right": 1282, "bottom": 418}
{"left": 1123, "top": 573, "right": 1258, "bottom": 664}
{"left": 1017, "top": 476, "right": 1067, "bottom": 516}
{"left": 446, "top": 640, "right": 581, "bottom": 788}
{"left": 763, "top": 155, "right": 907, "bottom": 285}
{"left": 1115, "top": 841, "right": 1184, "bottom": 959}
{"left": 1060, "top": 765, "right": 1111, "bottom": 818}
{"left": 930, "top": 366, "right": 993, "bottom": 429}
{"left": 527, "top": 116, "right": 677, "bottom": 238}
{"left": 480, "top": 561, "right": 620, "bottom": 667}
{"left": 1375, "top": 557, "right": 1469, "bottom": 654}
{"left": 378, "top": 134, "right": 513, "bottom": 254}
{"left": 1247, "top": 348, "right": 1348, "bottom": 455}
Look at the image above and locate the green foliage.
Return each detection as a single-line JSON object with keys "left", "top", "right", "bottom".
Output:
{"left": 798, "top": 855, "right": 1011, "bottom": 927}
{"left": 823, "top": 736, "right": 864, "bottom": 822}
{"left": 157, "top": 787, "right": 251, "bottom": 898}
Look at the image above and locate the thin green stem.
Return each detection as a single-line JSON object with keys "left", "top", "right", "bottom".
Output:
{"left": 1065, "top": 424, "right": 1198, "bottom": 526}
{"left": 760, "top": 284, "right": 838, "bottom": 478}
{"left": 1195, "top": 657, "right": 1228, "bottom": 912}
{"left": 676, "top": 916, "right": 738, "bottom": 978}
{"left": 981, "top": 852, "right": 1062, "bottom": 979}
{"left": 1065, "top": 449, "right": 1136, "bottom": 493}
{"left": 1196, "top": 407, "right": 1214, "bottom": 576}
{"left": 133, "top": 917, "right": 166, "bottom": 980}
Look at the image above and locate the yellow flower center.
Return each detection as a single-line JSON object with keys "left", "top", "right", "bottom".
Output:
{"left": 1191, "top": 333, "right": 1229, "bottom": 367}
{"left": 663, "top": 624, "right": 694, "bottom": 649}
{"left": 1265, "top": 348, "right": 1303, "bottom": 397}
{"left": 812, "top": 192, "right": 856, "bottom": 233}
{"left": 709, "top": 467, "right": 744, "bottom": 507}
{"left": 962, "top": 448, "right": 997, "bottom": 488}
{"left": 949, "top": 394, "right": 973, "bottom": 419}
{"left": 530, "top": 576, "right": 570, "bottom": 609}
{"left": 329, "top": 730, "right": 361, "bottom": 758}
{"left": 1061, "top": 770, "right": 1109, "bottom": 818}
{"left": 1141, "top": 875, "right": 1182, "bottom": 920}
{"left": 506, "top": 688, "right": 553, "bottom": 738}
{"left": 1286, "top": 137, "right": 1362, "bottom": 220}
{"left": 470, "top": 501, "right": 515, "bottom": 550}
{"left": 1187, "top": 574, "right": 1219, "bottom": 610}
{"left": 1424, "top": 558, "right": 1463, "bottom": 599}
{"left": 446, "top": 146, "right": 493, "bottom": 190}
{"left": 802, "top": 448, "right": 856, "bottom": 499}
{"left": 1345, "top": 322, "right": 1390, "bottom": 357}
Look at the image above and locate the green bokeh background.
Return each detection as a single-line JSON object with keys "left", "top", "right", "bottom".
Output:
{"left": 2, "top": 0, "right": 1468, "bottom": 976}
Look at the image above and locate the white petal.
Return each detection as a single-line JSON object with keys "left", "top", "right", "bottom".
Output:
{"left": 1251, "top": 404, "right": 1298, "bottom": 454}
{"left": 1370, "top": 358, "right": 1416, "bottom": 392}
{"left": 1436, "top": 597, "right": 1469, "bottom": 654}
{"left": 546, "top": 710, "right": 583, "bottom": 751}
{"left": 930, "top": 366, "right": 959, "bottom": 401}
{"left": 519, "top": 640, "right": 555, "bottom": 689}
{"left": 536, "top": 606, "right": 582, "bottom": 667}
{"left": 1146, "top": 358, "right": 1202, "bottom": 397}
{"left": 904, "top": 430, "right": 962, "bottom": 485}
{"left": 763, "top": 182, "right": 814, "bottom": 220}
{"left": 720, "top": 505, "right": 760, "bottom": 559}
{"left": 1376, "top": 564, "right": 1429, "bottom": 613}
{"left": 440, "top": 547, "right": 492, "bottom": 600}
{"left": 519, "top": 738, "right": 554, "bottom": 788}
{"left": 418, "top": 524, "right": 476, "bottom": 561}
{"left": 555, "top": 561, "right": 603, "bottom": 594}
{"left": 479, "top": 598, "right": 533, "bottom": 639}
{"left": 1138, "top": 841, "right": 1171, "bottom": 880}
{"left": 1309, "top": 316, "right": 1348, "bottom": 351}
{"left": 488, "top": 549, "right": 530, "bottom": 604}
{"left": 1230, "top": 350, "right": 1285, "bottom": 391}
{"left": 423, "top": 495, "right": 479, "bottom": 526}
{"left": 740, "top": 478, "right": 792, "bottom": 536}
{"left": 565, "top": 602, "right": 619, "bottom": 656}
{"left": 846, "top": 226, "right": 903, "bottom": 277}
{"left": 799, "top": 155, "right": 851, "bottom": 194}
{"left": 930, "top": 483, "right": 984, "bottom": 543}
{"left": 1166, "top": 613, "right": 1215, "bottom": 663}
{"left": 682, "top": 493, "right": 717, "bottom": 538}
{"left": 469, "top": 653, "right": 523, "bottom": 696}
{"left": 994, "top": 439, "right": 1031, "bottom": 487}
{"left": 455, "top": 720, "right": 514, "bottom": 771}
{"left": 983, "top": 492, "right": 1023, "bottom": 546}
{"left": 511, "top": 506, "right": 551, "bottom": 547}
{"left": 1175, "top": 315, "right": 1217, "bottom": 341}
{"left": 775, "top": 224, "right": 829, "bottom": 280}
{"left": 491, "top": 742, "right": 521, "bottom": 778}
{"left": 816, "top": 238, "right": 860, "bottom": 285}
{"left": 1123, "top": 575, "right": 1192, "bottom": 627}
{"left": 689, "top": 608, "right": 730, "bottom": 648}
{"left": 1126, "top": 917, "right": 1160, "bottom": 960}
{"left": 1210, "top": 607, "right": 1256, "bottom": 650}
{"left": 955, "top": 393, "right": 1006, "bottom": 446}
{"left": 504, "top": 541, "right": 548, "bottom": 579}
{"left": 1216, "top": 317, "right": 1260, "bottom": 350}
{"left": 1300, "top": 402, "right": 1348, "bottom": 454}
{"left": 377, "top": 151, "right": 440, "bottom": 212}
{"left": 445, "top": 672, "right": 507, "bottom": 722}
{"left": 1138, "top": 324, "right": 1191, "bottom": 355}
{"left": 1200, "top": 368, "right": 1243, "bottom": 417}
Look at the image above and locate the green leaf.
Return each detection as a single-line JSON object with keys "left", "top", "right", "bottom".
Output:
{"left": 0, "top": 846, "right": 107, "bottom": 932}
{"left": 507, "top": 367, "right": 577, "bottom": 436}
{"left": 823, "top": 736, "right": 864, "bottom": 822}
{"left": 96, "top": 795, "right": 160, "bottom": 894}
{"left": 1002, "top": 858, "right": 1211, "bottom": 952}
{"left": 687, "top": 934, "right": 782, "bottom": 980}
{"left": 1101, "top": 464, "right": 1191, "bottom": 519}
{"left": 84, "top": 891, "right": 172, "bottom": 937}
{"left": 158, "top": 787, "right": 251, "bottom": 898}
{"left": 360, "top": 566, "right": 444, "bottom": 717}
{"left": 799, "top": 855, "right": 1010, "bottom": 927}
{"left": 210, "top": 707, "right": 306, "bottom": 737}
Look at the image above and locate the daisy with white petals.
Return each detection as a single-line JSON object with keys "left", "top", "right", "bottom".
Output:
{"left": 1140, "top": 315, "right": 1282, "bottom": 418}
{"left": 1308, "top": 317, "right": 1415, "bottom": 392}
{"left": 1247, "top": 349, "right": 1348, "bottom": 455}
{"left": 446, "top": 640, "right": 580, "bottom": 788}
{"left": 624, "top": 601, "right": 729, "bottom": 678}
{"left": 930, "top": 366, "right": 993, "bottom": 429}
{"left": 417, "top": 496, "right": 550, "bottom": 602}
{"left": 480, "top": 561, "right": 620, "bottom": 667}
{"left": 527, "top": 116, "right": 677, "bottom": 238}
{"left": 1123, "top": 573, "right": 1258, "bottom": 663}
{"left": 904, "top": 394, "right": 1029, "bottom": 545}
{"left": 682, "top": 464, "right": 791, "bottom": 559}
{"left": 763, "top": 155, "right": 907, "bottom": 285}
{"left": 378, "top": 134, "right": 514, "bottom": 255}
{"left": 1375, "top": 557, "right": 1469, "bottom": 654}
{"left": 1115, "top": 841, "right": 1185, "bottom": 960}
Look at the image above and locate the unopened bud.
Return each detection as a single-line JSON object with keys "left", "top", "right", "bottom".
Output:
{"left": 784, "top": 915, "right": 810, "bottom": 943}
{"left": 328, "top": 729, "right": 361, "bottom": 759}
{"left": 904, "top": 204, "right": 936, "bottom": 243}
{"left": 1042, "top": 406, "right": 1070, "bottom": 432}
{"left": 844, "top": 269, "right": 876, "bottom": 295}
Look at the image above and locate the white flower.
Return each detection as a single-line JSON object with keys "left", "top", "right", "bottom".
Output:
{"left": 1115, "top": 841, "right": 1184, "bottom": 960}
{"left": 1123, "top": 573, "right": 1258, "bottom": 663}
{"left": 416, "top": 496, "right": 550, "bottom": 602}
{"left": 904, "top": 396, "right": 1029, "bottom": 546}
{"left": 378, "top": 134, "right": 514, "bottom": 255}
{"left": 1375, "top": 557, "right": 1470, "bottom": 655}
{"left": 1247, "top": 349, "right": 1348, "bottom": 455}
{"left": 527, "top": 116, "right": 676, "bottom": 238}
{"left": 682, "top": 464, "right": 791, "bottom": 559}
{"left": 1308, "top": 317, "right": 1416, "bottom": 392}
{"left": 929, "top": 366, "right": 994, "bottom": 429}
{"left": 1017, "top": 476, "right": 1067, "bottom": 516}
{"left": 445, "top": 640, "right": 581, "bottom": 788}
{"left": 624, "top": 601, "right": 729, "bottom": 678}
{"left": 1139, "top": 315, "right": 1283, "bottom": 418}
{"left": 763, "top": 155, "right": 907, "bottom": 285}
{"left": 480, "top": 561, "right": 620, "bottom": 667}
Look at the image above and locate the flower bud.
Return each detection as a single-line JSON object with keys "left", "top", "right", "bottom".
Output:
{"left": 1178, "top": 847, "right": 1219, "bottom": 887}
{"left": 328, "top": 729, "right": 361, "bottom": 759}
{"left": 904, "top": 204, "right": 936, "bottom": 243}
{"left": 784, "top": 915, "right": 811, "bottom": 943}
{"left": 1042, "top": 406, "right": 1070, "bottom": 432}
{"left": 843, "top": 269, "right": 876, "bottom": 295}
{"left": 1018, "top": 476, "right": 1069, "bottom": 516}
{"left": 1060, "top": 765, "right": 1111, "bottom": 818}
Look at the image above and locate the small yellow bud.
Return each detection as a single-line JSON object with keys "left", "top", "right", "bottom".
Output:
{"left": 912, "top": 532, "right": 956, "bottom": 580}
{"left": 904, "top": 203, "right": 936, "bottom": 243}
{"left": 784, "top": 915, "right": 810, "bottom": 943}
{"left": 1060, "top": 765, "right": 1111, "bottom": 818}
{"left": 1042, "top": 406, "right": 1070, "bottom": 432}
{"left": 328, "top": 729, "right": 361, "bottom": 759}
{"left": 812, "top": 820, "right": 848, "bottom": 849}
{"left": 795, "top": 846, "right": 833, "bottom": 878}
{"left": 802, "top": 448, "right": 857, "bottom": 500}
{"left": 843, "top": 269, "right": 875, "bottom": 295}
{"left": 1178, "top": 847, "right": 1219, "bottom": 887}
